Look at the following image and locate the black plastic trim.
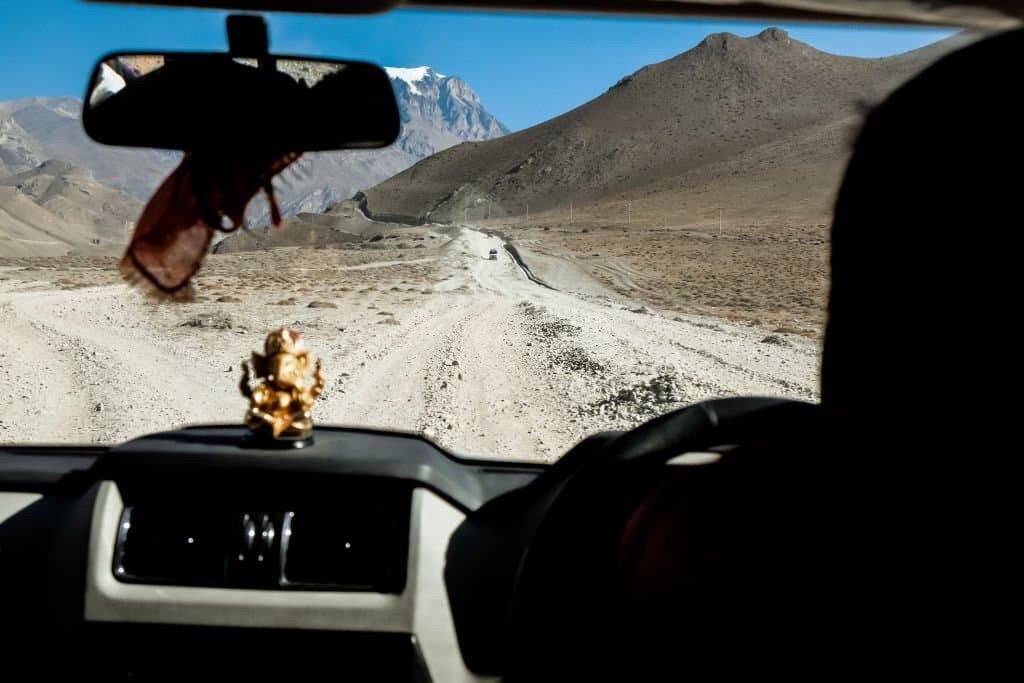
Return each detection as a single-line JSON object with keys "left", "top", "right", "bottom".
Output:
{"left": 82, "top": 1, "right": 1016, "bottom": 28}
{"left": 102, "top": 424, "right": 545, "bottom": 511}
{"left": 72, "top": 623, "right": 432, "bottom": 682}
{"left": 3, "top": 424, "right": 545, "bottom": 506}
{"left": 0, "top": 449, "right": 103, "bottom": 493}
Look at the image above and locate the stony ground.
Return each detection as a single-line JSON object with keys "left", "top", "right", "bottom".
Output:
{"left": 0, "top": 226, "right": 820, "bottom": 460}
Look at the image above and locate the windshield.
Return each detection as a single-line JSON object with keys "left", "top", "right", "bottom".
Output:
{"left": 0, "top": 1, "right": 956, "bottom": 459}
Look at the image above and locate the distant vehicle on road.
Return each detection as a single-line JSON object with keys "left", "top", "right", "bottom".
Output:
{"left": 488, "top": 248, "right": 499, "bottom": 260}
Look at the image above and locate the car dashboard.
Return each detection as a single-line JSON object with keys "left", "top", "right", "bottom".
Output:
{"left": 0, "top": 426, "right": 545, "bottom": 682}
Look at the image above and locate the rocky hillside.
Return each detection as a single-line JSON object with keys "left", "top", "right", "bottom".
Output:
{"left": 1, "top": 67, "right": 508, "bottom": 224}
{"left": 0, "top": 160, "right": 140, "bottom": 257}
{"left": 0, "top": 97, "right": 180, "bottom": 199}
{"left": 361, "top": 29, "right": 975, "bottom": 224}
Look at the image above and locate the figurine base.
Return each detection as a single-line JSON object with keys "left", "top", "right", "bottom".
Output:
{"left": 240, "top": 428, "right": 315, "bottom": 450}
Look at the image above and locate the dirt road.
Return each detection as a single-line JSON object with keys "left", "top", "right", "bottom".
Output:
{"left": 0, "top": 228, "right": 819, "bottom": 460}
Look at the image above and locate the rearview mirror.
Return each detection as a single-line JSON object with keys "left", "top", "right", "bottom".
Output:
{"left": 83, "top": 53, "right": 401, "bottom": 152}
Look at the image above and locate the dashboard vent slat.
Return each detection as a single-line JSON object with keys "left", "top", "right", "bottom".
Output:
{"left": 112, "top": 479, "right": 411, "bottom": 592}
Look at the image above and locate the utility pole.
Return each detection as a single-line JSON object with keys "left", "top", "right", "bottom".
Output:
{"left": 487, "top": 200, "right": 491, "bottom": 220}
{"left": 570, "top": 201, "right": 574, "bottom": 225}
{"left": 718, "top": 207, "right": 723, "bottom": 237}
{"left": 526, "top": 202, "right": 529, "bottom": 220}
{"left": 627, "top": 200, "right": 632, "bottom": 226}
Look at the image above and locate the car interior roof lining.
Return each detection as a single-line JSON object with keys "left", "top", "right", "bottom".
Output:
{"left": 83, "top": 0, "right": 1024, "bottom": 29}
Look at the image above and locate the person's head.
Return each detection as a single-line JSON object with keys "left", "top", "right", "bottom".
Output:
{"left": 822, "top": 30, "right": 1024, "bottom": 431}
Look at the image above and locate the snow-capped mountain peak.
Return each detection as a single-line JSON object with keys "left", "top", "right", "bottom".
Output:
{"left": 384, "top": 65, "right": 509, "bottom": 152}
{"left": 385, "top": 66, "right": 445, "bottom": 95}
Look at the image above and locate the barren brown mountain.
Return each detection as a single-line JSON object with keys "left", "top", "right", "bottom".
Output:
{"left": 0, "top": 160, "right": 140, "bottom": 257}
{"left": 358, "top": 29, "right": 976, "bottom": 335}
{"left": 363, "top": 29, "right": 973, "bottom": 224}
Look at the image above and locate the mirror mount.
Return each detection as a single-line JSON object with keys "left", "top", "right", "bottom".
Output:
{"left": 226, "top": 14, "right": 269, "bottom": 58}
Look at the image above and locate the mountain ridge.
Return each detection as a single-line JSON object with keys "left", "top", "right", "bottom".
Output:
{"left": 0, "top": 65, "right": 508, "bottom": 225}
{"left": 0, "top": 159, "right": 140, "bottom": 257}
{"left": 360, "top": 29, "right": 974, "bottom": 225}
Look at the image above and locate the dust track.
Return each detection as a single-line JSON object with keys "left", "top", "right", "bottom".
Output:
{"left": 0, "top": 229, "right": 819, "bottom": 460}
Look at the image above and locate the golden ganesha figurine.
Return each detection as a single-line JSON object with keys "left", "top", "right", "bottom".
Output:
{"left": 239, "top": 327, "right": 325, "bottom": 439}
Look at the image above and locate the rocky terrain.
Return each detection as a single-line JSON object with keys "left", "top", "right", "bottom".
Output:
{"left": 0, "top": 96, "right": 179, "bottom": 199}
{"left": 0, "top": 66, "right": 507, "bottom": 240}
{"left": 0, "top": 226, "right": 818, "bottom": 459}
{"left": 363, "top": 29, "right": 974, "bottom": 223}
{"left": 0, "top": 160, "right": 139, "bottom": 257}
{"left": 358, "top": 29, "right": 976, "bottom": 336}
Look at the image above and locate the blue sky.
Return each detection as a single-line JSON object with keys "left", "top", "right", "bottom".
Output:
{"left": 1, "top": 0, "right": 953, "bottom": 131}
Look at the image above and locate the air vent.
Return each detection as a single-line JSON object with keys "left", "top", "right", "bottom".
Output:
{"left": 113, "top": 482, "right": 411, "bottom": 592}
{"left": 114, "top": 507, "right": 284, "bottom": 587}
{"left": 281, "top": 507, "right": 407, "bottom": 591}
{"left": 115, "top": 506, "right": 231, "bottom": 584}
